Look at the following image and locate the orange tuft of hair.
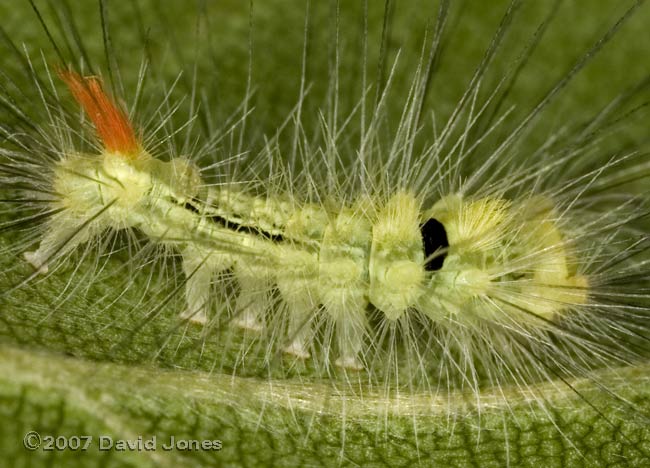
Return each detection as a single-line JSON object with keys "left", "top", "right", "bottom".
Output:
{"left": 59, "top": 69, "right": 140, "bottom": 158}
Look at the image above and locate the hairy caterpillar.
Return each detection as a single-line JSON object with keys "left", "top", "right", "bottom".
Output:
{"left": 1, "top": 0, "right": 649, "bottom": 465}
{"left": 20, "top": 68, "right": 594, "bottom": 373}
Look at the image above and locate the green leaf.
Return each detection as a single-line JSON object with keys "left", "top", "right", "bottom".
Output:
{"left": 1, "top": 0, "right": 649, "bottom": 466}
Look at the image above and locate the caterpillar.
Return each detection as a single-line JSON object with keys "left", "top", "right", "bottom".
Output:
{"left": 20, "top": 67, "right": 594, "bottom": 373}
{"left": 1, "top": 0, "right": 649, "bottom": 465}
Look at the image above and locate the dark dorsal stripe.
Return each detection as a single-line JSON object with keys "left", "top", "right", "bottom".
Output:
{"left": 182, "top": 200, "right": 284, "bottom": 242}
{"left": 184, "top": 197, "right": 449, "bottom": 264}
{"left": 420, "top": 218, "right": 449, "bottom": 271}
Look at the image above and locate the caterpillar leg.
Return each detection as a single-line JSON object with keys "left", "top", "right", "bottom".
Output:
{"left": 24, "top": 215, "right": 93, "bottom": 274}
{"left": 180, "top": 246, "right": 231, "bottom": 324}
{"left": 281, "top": 293, "right": 316, "bottom": 360}
{"left": 318, "top": 209, "right": 372, "bottom": 370}
{"left": 232, "top": 263, "right": 270, "bottom": 332}
{"left": 316, "top": 264, "right": 369, "bottom": 369}
{"left": 23, "top": 251, "right": 50, "bottom": 274}
{"left": 276, "top": 251, "right": 319, "bottom": 359}
{"left": 331, "top": 304, "right": 367, "bottom": 370}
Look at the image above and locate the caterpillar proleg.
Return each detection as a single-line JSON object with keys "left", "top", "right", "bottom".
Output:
{"left": 1, "top": 0, "right": 649, "bottom": 465}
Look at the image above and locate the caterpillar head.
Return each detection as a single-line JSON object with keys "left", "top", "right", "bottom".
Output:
{"left": 418, "top": 194, "right": 589, "bottom": 324}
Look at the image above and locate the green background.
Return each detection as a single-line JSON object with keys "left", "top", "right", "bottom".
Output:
{"left": 0, "top": 0, "right": 649, "bottom": 466}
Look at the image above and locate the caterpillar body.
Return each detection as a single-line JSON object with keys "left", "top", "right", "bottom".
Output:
{"left": 22, "top": 70, "right": 592, "bottom": 372}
